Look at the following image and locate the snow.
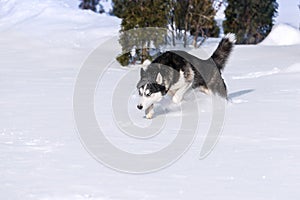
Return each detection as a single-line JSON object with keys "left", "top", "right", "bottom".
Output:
{"left": 1, "top": 0, "right": 300, "bottom": 200}
{"left": 285, "top": 62, "right": 300, "bottom": 73}
{"left": 101, "top": 0, "right": 113, "bottom": 13}
{"left": 276, "top": 0, "right": 300, "bottom": 28}
{"left": 0, "top": 0, "right": 120, "bottom": 48}
{"left": 261, "top": 23, "right": 300, "bottom": 46}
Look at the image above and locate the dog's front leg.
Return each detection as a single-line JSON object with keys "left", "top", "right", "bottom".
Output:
{"left": 172, "top": 82, "right": 192, "bottom": 104}
{"left": 145, "top": 104, "right": 154, "bottom": 119}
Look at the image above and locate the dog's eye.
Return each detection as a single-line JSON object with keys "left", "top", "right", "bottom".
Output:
{"left": 145, "top": 92, "right": 152, "bottom": 97}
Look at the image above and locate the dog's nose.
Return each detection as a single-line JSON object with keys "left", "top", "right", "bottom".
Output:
{"left": 137, "top": 105, "right": 143, "bottom": 110}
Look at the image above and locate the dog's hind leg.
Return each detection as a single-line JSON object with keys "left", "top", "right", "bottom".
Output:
{"left": 172, "top": 82, "right": 192, "bottom": 104}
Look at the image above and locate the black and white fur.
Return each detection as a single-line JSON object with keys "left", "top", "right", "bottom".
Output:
{"left": 137, "top": 33, "right": 236, "bottom": 119}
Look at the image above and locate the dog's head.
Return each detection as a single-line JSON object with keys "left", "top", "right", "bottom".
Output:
{"left": 136, "top": 68, "right": 167, "bottom": 110}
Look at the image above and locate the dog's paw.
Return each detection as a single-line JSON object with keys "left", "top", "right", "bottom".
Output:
{"left": 199, "top": 86, "right": 211, "bottom": 95}
{"left": 146, "top": 113, "right": 153, "bottom": 119}
{"left": 172, "top": 95, "right": 182, "bottom": 104}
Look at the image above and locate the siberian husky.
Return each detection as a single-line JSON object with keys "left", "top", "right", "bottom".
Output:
{"left": 136, "top": 33, "right": 236, "bottom": 119}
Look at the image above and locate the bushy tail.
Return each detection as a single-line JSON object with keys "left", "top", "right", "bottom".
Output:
{"left": 211, "top": 33, "right": 236, "bottom": 71}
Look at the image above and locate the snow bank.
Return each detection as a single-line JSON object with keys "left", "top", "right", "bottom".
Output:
{"left": 284, "top": 63, "right": 300, "bottom": 73}
{"left": 2, "top": 1, "right": 300, "bottom": 200}
{"left": 276, "top": 0, "right": 300, "bottom": 28}
{"left": 260, "top": 23, "right": 300, "bottom": 46}
{"left": 0, "top": 0, "right": 120, "bottom": 47}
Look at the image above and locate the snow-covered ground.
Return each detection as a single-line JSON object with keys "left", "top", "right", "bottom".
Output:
{"left": 1, "top": 0, "right": 300, "bottom": 200}
{"left": 276, "top": 0, "right": 300, "bottom": 28}
{"left": 261, "top": 23, "right": 300, "bottom": 45}
{"left": 0, "top": 0, "right": 120, "bottom": 48}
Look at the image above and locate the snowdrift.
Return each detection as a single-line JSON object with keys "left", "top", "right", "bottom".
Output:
{"left": 1, "top": 1, "right": 300, "bottom": 199}
{"left": 285, "top": 63, "right": 300, "bottom": 73}
{"left": 0, "top": 0, "right": 120, "bottom": 47}
{"left": 260, "top": 23, "right": 300, "bottom": 46}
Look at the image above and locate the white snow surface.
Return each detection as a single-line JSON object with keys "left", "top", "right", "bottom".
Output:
{"left": 261, "top": 23, "right": 300, "bottom": 46}
{"left": 0, "top": 0, "right": 120, "bottom": 48}
{"left": 276, "top": 0, "right": 300, "bottom": 28}
{"left": 1, "top": 1, "right": 300, "bottom": 200}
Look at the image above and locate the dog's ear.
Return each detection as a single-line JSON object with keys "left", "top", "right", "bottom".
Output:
{"left": 156, "top": 73, "right": 163, "bottom": 85}
{"left": 140, "top": 68, "right": 146, "bottom": 77}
